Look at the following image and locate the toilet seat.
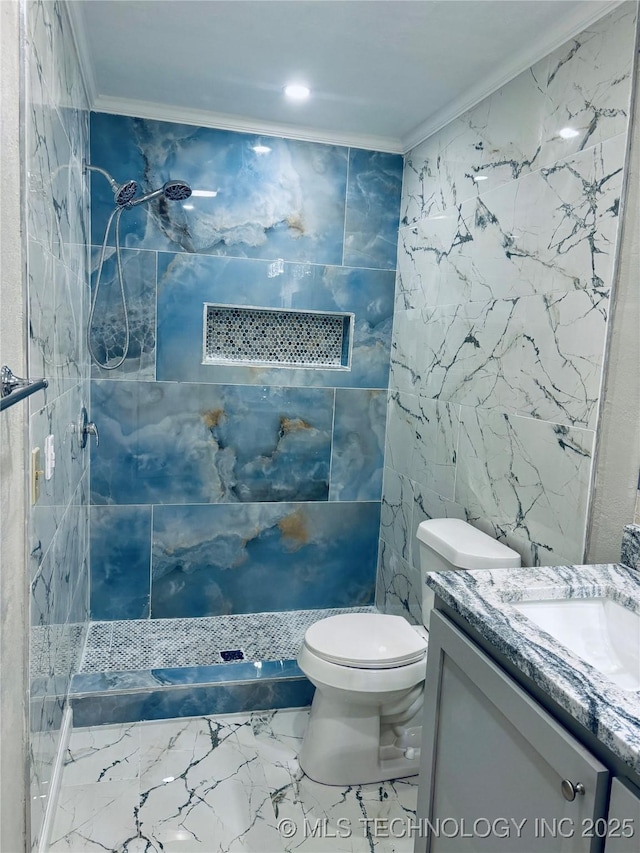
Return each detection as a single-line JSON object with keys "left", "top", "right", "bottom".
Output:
{"left": 298, "top": 643, "right": 426, "bottom": 693}
{"left": 304, "top": 613, "right": 427, "bottom": 669}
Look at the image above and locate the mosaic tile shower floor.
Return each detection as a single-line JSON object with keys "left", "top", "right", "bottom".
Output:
{"left": 50, "top": 708, "right": 418, "bottom": 852}
{"left": 80, "top": 608, "right": 377, "bottom": 673}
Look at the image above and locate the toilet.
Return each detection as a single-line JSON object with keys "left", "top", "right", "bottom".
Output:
{"left": 297, "top": 518, "right": 521, "bottom": 785}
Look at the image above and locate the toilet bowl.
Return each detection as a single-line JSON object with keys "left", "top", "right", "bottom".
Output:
{"left": 297, "top": 613, "right": 428, "bottom": 785}
{"left": 297, "top": 519, "right": 521, "bottom": 786}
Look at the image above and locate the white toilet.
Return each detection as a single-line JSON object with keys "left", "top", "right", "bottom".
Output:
{"left": 297, "top": 518, "right": 521, "bottom": 785}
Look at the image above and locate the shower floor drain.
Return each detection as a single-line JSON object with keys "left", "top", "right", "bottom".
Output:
{"left": 220, "top": 649, "right": 245, "bottom": 662}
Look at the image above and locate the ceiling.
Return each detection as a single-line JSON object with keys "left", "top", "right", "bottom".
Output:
{"left": 69, "top": 0, "right": 619, "bottom": 152}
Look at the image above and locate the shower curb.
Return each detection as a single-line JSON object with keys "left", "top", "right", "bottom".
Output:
{"left": 69, "top": 607, "right": 377, "bottom": 726}
{"left": 69, "top": 659, "right": 314, "bottom": 727}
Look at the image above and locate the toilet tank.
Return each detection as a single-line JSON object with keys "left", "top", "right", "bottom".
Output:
{"left": 416, "top": 519, "right": 521, "bottom": 628}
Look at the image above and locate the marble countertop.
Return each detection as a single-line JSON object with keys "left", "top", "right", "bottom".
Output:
{"left": 424, "top": 562, "right": 640, "bottom": 776}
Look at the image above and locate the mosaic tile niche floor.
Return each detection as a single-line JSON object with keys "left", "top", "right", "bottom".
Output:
{"left": 50, "top": 708, "right": 418, "bottom": 852}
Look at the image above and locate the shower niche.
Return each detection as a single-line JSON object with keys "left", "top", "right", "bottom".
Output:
{"left": 203, "top": 304, "right": 354, "bottom": 370}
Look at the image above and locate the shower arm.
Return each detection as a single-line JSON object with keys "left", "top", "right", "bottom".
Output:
{"left": 126, "top": 188, "right": 164, "bottom": 207}
{"left": 84, "top": 162, "right": 139, "bottom": 206}
{"left": 127, "top": 181, "right": 193, "bottom": 207}
{"left": 84, "top": 164, "right": 114, "bottom": 184}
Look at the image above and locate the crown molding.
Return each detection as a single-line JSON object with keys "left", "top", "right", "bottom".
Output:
{"left": 66, "top": 0, "right": 627, "bottom": 156}
{"left": 401, "top": 0, "right": 625, "bottom": 153}
{"left": 91, "top": 95, "right": 404, "bottom": 154}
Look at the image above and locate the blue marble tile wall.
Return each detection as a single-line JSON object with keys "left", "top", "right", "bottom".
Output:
{"left": 379, "top": 3, "right": 638, "bottom": 622}
{"left": 25, "top": 1, "right": 91, "bottom": 848}
{"left": 89, "top": 112, "right": 402, "bottom": 622}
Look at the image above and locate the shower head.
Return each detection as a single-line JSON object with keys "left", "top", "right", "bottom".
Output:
{"left": 163, "top": 181, "right": 192, "bottom": 201}
{"left": 84, "top": 164, "right": 139, "bottom": 206}
{"left": 128, "top": 180, "right": 192, "bottom": 207}
{"left": 114, "top": 180, "right": 139, "bottom": 206}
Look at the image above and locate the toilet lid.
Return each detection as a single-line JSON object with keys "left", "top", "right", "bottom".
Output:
{"left": 303, "top": 614, "right": 428, "bottom": 669}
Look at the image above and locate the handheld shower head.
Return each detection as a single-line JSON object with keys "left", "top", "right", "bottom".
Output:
{"left": 163, "top": 181, "right": 192, "bottom": 201}
{"left": 128, "top": 180, "right": 192, "bottom": 207}
{"left": 87, "top": 171, "right": 190, "bottom": 373}
{"left": 85, "top": 164, "right": 139, "bottom": 206}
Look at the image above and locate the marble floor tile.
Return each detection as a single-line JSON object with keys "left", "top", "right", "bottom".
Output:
{"left": 51, "top": 709, "right": 419, "bottom": 852}
{"left": 49, "top": 780, "right": 141, "bottom": 851}
{"left": 61, "top": 722, "right": 140, "bottom": 785}
{"left": 137, "top": 735, "right": 282, "bottom": 851}
{"left": 251, "top": 709, "right": 418, "bottom": 853}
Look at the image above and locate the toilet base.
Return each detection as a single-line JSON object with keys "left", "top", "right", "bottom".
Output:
{"left": 298, "top": 689, "right": 422, "bottom": 786}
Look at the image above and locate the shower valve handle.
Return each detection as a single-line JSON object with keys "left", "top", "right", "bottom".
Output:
{"left": 78, "top": 406, "right": 99, "bottom": 449}
{"left": 83, "top": 421, "right": 99, "bottom": 447}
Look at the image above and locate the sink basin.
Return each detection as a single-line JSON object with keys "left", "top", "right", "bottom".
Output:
{"left": 513, "top": 597, "right": 640, "bottom": 691}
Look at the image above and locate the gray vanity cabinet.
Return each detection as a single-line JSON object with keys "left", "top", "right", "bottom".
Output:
{"left": 604, "top": 779, "right": 640, "bottom": 852}
{"left": 416, "top": 611, "right": 610, "bottom": 853}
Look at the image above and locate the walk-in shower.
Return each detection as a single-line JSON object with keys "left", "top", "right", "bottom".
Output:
{"left": 86, "top": 164, "right": 192, "bottom": 370}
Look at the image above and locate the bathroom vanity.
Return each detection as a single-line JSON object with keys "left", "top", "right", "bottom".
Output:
{"left": 416, "top": 562, "right": 640, "bottom": 853}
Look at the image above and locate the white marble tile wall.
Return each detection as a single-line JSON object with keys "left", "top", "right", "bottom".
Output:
{"left": 50, "top": 709, "right": 418, "bottom": 852}
{"left": 24, "top": 1, "right": 91, "bottom": 848}
{"left": 380, "top": 3, "right": 638, "bottom": 619}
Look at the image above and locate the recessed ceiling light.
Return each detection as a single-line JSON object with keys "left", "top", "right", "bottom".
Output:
{"left": 252, "top": 144, "right": 272, "bottom": 154}
{"left": 559, "top": 127, "right": 580, "bottom": 139}
{"left": 182, "top": 204, "right": 194, "bottom": 210}
{"left": 284, "top": 83, "right": 310, "bottom": 100}
{"left": 191, "top": 190, "right": 217, "bottom": 197}
{"left": 473, "top": 175, "right": 489, "bottom": 182}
